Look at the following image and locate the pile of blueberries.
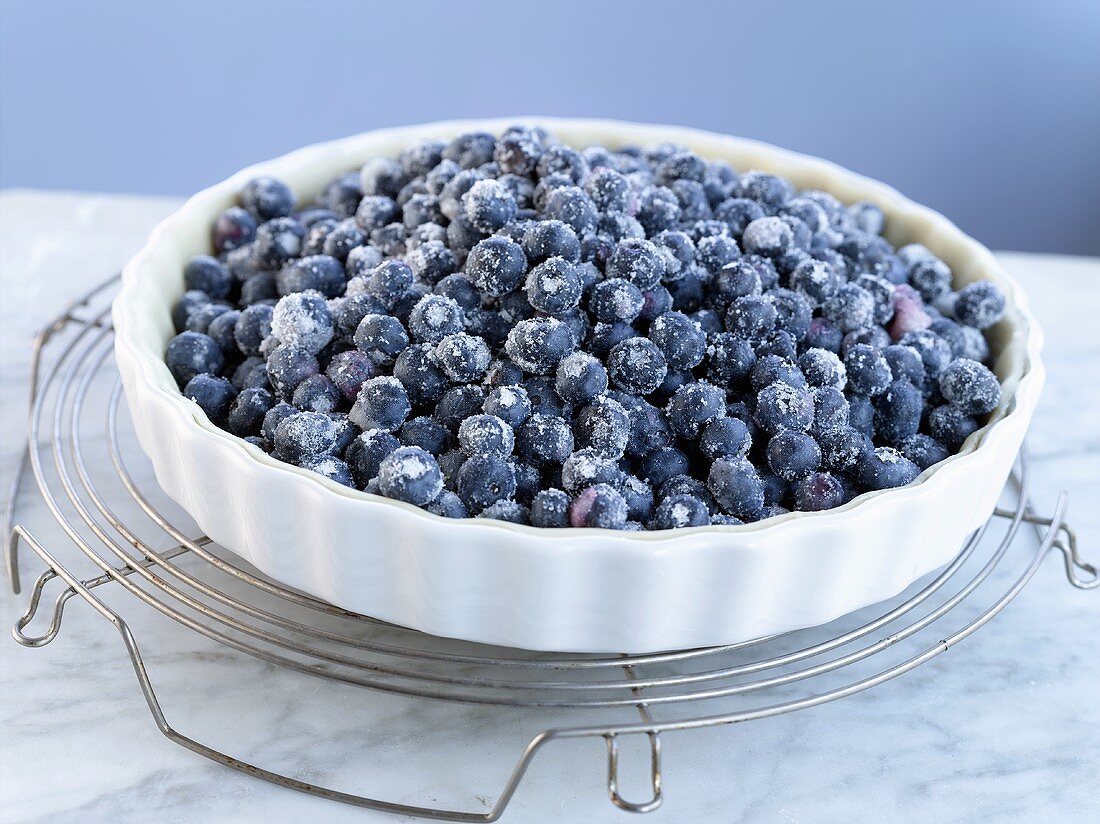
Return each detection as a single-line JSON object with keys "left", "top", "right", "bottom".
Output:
{"left": 165, "top": 126, "right": 1006, "bottom": 530}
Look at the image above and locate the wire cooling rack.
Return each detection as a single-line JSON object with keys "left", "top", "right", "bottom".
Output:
{"left": 5, "top": 275, "right": 1097, "bottom": 821}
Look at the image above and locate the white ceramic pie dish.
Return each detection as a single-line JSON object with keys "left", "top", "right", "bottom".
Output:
{"left": 113, "top": 117, "right": 1043, "bottom": 653}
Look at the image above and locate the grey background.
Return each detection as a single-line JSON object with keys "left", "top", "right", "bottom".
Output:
{"left": 1, "top": 0, "right": 1098, "bottom": 254}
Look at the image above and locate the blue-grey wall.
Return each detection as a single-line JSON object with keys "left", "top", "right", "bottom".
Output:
{"left": 2, "top": 0, "right": 1098, "bottom": 254}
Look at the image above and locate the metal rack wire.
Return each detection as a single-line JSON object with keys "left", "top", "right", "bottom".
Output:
{"left": 5, "top": 275, "right": 1097, "bottom": 821}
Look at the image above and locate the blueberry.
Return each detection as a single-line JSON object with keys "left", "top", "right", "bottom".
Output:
{"left": 617, "top": 474, "right": 655, "bottom": 522}
{"left": 525, "top": 257, "right": 583, "bottom": 314}
{"left": 523, "top": 220, "right": 581, "bottom": 264}
{"left": 739, "top": 171, "right": 793, "bottom": 210}
{"left": 765, "top": 288, "right": 812, "bottom": 340}
{"left": 465, "top": 236, "right": 528, "bottom": 297}
{"left": 206, "top": 309, "right": 241, "bottom": 354}
{"left": 650, "top": 494, "right": 711, "bottom": 529}
{"left": 647, "top": 311, "right": 705, "bottom": 371}
{"left": 882, "top": 344, "right": 926, "bottom": 386}
{"left": 753, "top": 381, "right": 814, "bottom": 434}
{"left": 516, "top": 413, "right": 574, "bottom": 465}
{"left": 377, "top": 446, "right": 444, "bottom": 505}
{"left": 569, "top": 483, "right": 628, "bottom": 529}
{"left": 607, "top": 337, "right": 667, "bottom": 396}
{"left": 574, "top": 396, "right": 631, "bottom": 459}
{"left": 319, "top": 172, "right": 362, "bottom": 218}
{"left": 811, "top": 386, "right": 850, "bottom": 436}
{"left": 929, "top": 404, "right": 979, "bottom": 450}
{"left": 554, "top": 352, "right": 608, "bottom": 405}
{"left": 166, "top": 331, "right": 224, "bottom": 386}
{"left": 261, "top": 401, "right": 297, "bottom": 445}
{"left": 606, "top": 238, "right": 665, "bottom": 289}
{"left": 588, "top": 279, "right": 644, "bottom": 325}
{"left": 900, "top": 330, "right": 954, "bottom": 379}
{"left": 354, "top": 195, "right": 400, "bottom": 234}
{"left": 665, "top": 381, "right": 726, "bottom": 439}
{"left": 346, "top": 429, "right": 400, "bottom": 486}
{"left": 291, "top": 372, "right": 340, "bottom": 412}
{"left": 365, "top": 260, "right": 415, "bottom": 310}
{"left": 399, "top": 416, "right": 452, "bottom": 456}
{"left": 636, "top": 186, "right": 681, "bottom": 234}
{"left": 805, "top": 316, "right": 842, "bottom": 353}
{"left": 426, "top": 490, "right": 468, "bottom": 519}
{"left": 847, "top": 394, "right": 875, "bottom": 438}
{"left": 708, "top": 457, "right": 765, "bottom": 519}
{"left": 354, "top": 313, "right": 409, "bottom": 366}
{"left": 544, "top": 186, "right": 599, "bottom": 236}
{"left": 530, "top": 488, "right": 570, "bottom": 527}
{"left": 270, "top": 290, "right": 333, "bottom": 354}
{"left": 561, "top": 448, "right": 622, "bottom": 495}
{"left": 483, "top": 385, "right": 532, "bottom": 429}
{"left": 639, "top": 446, "right": 690, "bottom": 487}
{"left": 840, "top": 343, "right": 890, "bottom": 397}
{"left": 741, "top": 216, "right": 792, "bottom": 258}
{"left": 766, "top": 431, "right": 822, "bottom": 481}
{"left": 458, "top": 414, "right": 514, "bottom": 457}
{"left": 953, "top": 281, "right": 1006, "bottom": 329}
{"left": 434, "top": 384, "right": 487, "bottom": 430}
{"left": 700, "top": 416, "right": 751, "bottom": 460}
{"left": 873, "top": 379, "right": 923, "bottom": 443}
{"left": 226, "top": 387, "right": 275, "bottom": 437}
{"left": 231, "top": 357, "right": 268, "bottom": 391}
{"left": 478, "top": 499, "right": 529, "bottom": 524}
{"left": 909, "top": 257, "right": 953, "bottom": 301}
{"left": 938, "top": 359, "right": 1000, "bottom": 415}
{"left": 714, "top": 197, "right": 765, "bottom": 235}
{"left": 794, "top": 472, "right": 846, "bottom": 511}
{"left": 185, "top": 302, "right": 232, "bottom": 335}
{"left": 254, "top": 217, "right": 305, "bottom": 269}
{"left": 457, "top": 453, "right": 516, "bottom": 511}
{"left": 240, "top": 272, "right": 278, "bottom": 305}
{"left": 505, "top": 317, "right": 576, "bottom": 375}
{"left": 443, "top": 131, "right": 496, "bottom": 170}
{"left": 725, "top": 295, "right": 777, "bottom": 339}
{"left": 856, "top": 446, "right": 920, "bottom": 490}
{"left": 586, "top": 167, "right": 630, "bottom": 212}
{"left": 274, "top": 411, "right": 339, "bottom": 462}
{"left": 789, "top": 259, "right": 839, "bottom": 307}
{"left": 391, "top": 344, "right": 448, "bottom": 406}
{"left": 184, "top": 255, "right": 233, "bottom": 300}
{"left": 459, "top": 178, "right": 516, "bottom": 233}
{"left": 430, "top": 333, "right": 490, "bottom": 383}
{"left": 182, "top": 373, "right": 237, "bottom": 424}
{"left": 359, "top": 157, "right": 406, "bottom": 198}
{"left": 494, "top": 127, "right": 545, "bottom": 174}
{"left": 897, "top": 433, "right": 950, "bottom": 470}
{"left": 798, "top": 348, "right": 846, "bottom": 390}
{"left": 823, "top": 283, "right": 876, "bottom": 333}
{"left": 706, "top": 333, "right": 756, "bottom": 388}
{"left": 349, "top": 376, "right": 410, "bottom": 432}
{"left": 213, "top": 207, "right": 257, "bottom": 253}
{"left": 241, "top": 177, "right": 295, "bottom": 221}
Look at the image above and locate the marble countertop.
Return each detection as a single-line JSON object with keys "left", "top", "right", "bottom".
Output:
{"left": 0, "top": 191, "right": 1097, "bottom": 824}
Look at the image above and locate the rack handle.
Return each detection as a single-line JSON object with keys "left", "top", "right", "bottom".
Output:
{"left": 605, "top": 732, "right": 663, "bottom": 813}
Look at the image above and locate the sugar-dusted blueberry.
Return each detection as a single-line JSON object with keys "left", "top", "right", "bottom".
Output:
{"left": 560, "top": 448, "right": 622, "bottom": 495}
{"left": 431, "top": 332, "right": 490, "bottom": 383}
{"left": 231, "top": 357, "right": 268, "bottom": 391}
{"left": 823, "top": 282, "right": 876, "bottom": 333}
{"left": 294, "top": 453, "right": 354, "bottom": 487}
{"left": 953, "top": 281, "right": 1006, "bottom": 329}
{"left": 725, "top": 295, "right": 777, "bottom": 340}
{"left": 794, "top": 471, "right": 846, "bottom": 511}
{"left": 640, "top": 446, "right": 691, "bottom": 488}
{"left": 205, "top": 308, "right": 241, "bottom": 354}
{"left": 811, "top": 386, "right": 850, "bottom": 436}
{"left": 183, "top": 301, "right": 231, "bottom": 335}
{"left": 516, "top": 413, "right": 574, "bottom": 466}
{"left": 930, "top": 403, "right": 980, "bottom": 451}
{"left": 856, "top": 446, "right": 920, "bottom": 490}
{"left": 387, "top": 344, "right": 444, "bottom": 406}
{"left": 483, "top": 384, "right": 532, "bottom": 429}
{"left": 607, "top": 337, "right": 668, "bottom": 396}
{"left": 634, "top": 185, "right": 681, "bottom": 235}
{"left": 184, "top": 255, "right": 233, "bottom": 300}
{"left": 665, "top": 381, "right": 725, "bottom": 439}
{"left": 354, "top": 313, "right": 409, "bottom": 366}
{"left": 842, "top": 343, "right": 891, "bottom": 397}
{"left": 797, "top": 347, "right": 845, "bottom": 390}
{"left": 647, "top": 311, "right": 705, "bottom": 371}
{"left": 700, "top": 416, "right": 751, "bottom": 460}
{"left": 345, "top": 429, "right": 400, "bottom": 487}
{"left": 543, "top": 186, "right": 599, "bottom": 236}
{"left": 459, "top": 178, "right": 516, "bottom": 233}
{"left": 399, "top": 416, "right": 452, "bottom": 456}
{"left": 363, "top": 259, "right": 414, "bottom": 310}
{"left": 478, "top": 499, "right": 529, "bottom": 524}
{"left": 753, "top": 381, "right": 815, "bottom": 434}
{"left": 530, "top": 488, "right": 570, "bottom": 527}
{"left": 766, "top": 431, "right": 821, "bottom": 481}
{"left": 432, "top": 384, "right": 485, "bottom": 431}
{"left": 525, "top": 257, "right": 583, "bottom": 314}
{"left": 458, "top": 414, "right": 514, "bottom": 457}
{"left": 588, "top": 279, "right": 643, "bottom": 325}
{"left": 650, "top": 494, "right": 711, "bottom": 530}
{"left": 873, "top": 379, "right": 923, "bottom": 444}
{"left": 358, "top": 156, "right": 406, "bottom": 199}
{"left": 213, "top": 206, "right": 257, "bottom": 254}
{"left": 554, "top": 352, "right": 608, "bottom": 406}
{"left": 270, "top": 290, "right": 333, "bottom": 355}
{"left": 909, "top": 257, "right": 953, "bottom": 301}
{"left": 739, "top": 171, "right": 793, "bottom": 211}
{"left": 182, "top": 373, "right": 237, "bottom": 425}
{"left": 457, "top": 453, "right": 516, "bottom": 511}
{"left": 617, "top": 474, "right": 655, "bottom": 523}
{"left": 426, "top": 490, "right": 468, "bottom": 519}
{"left": 585, "top": 167, "right": 630, "bottom": 213}
{"left": 882, "top": 344, "right": 926, "bottom": 386}
{"left": 897, "top": 433, "right": 950, "bottom": 470}
{"left": 505, "top": 317, "right": 576, "bottom": 375}
{"left": 606, "top": 238, "right": 665, "bottom": 290}
{"left": 888, "top": 283, "right": 933, "bottom": 341}
{"left": 708, "top": 457, "right": 765, "bottom": 519}
{"left": 465, "top": 236, "right": 528, "bottom": 297}
{"left": 523, "top": 219, "right": 581, "bottom": 264}
{"left": 226, "top": 386, "right": 274, "bottom": 437}
{"left": 705, "top": 333, "right": 756, "bottom": 388}
{"left": 165, "top": 331, "right": 224, "bottom": 386}
{"left": 574, "top": 396, "right": 631, "bottom": 459}
{"left": 493, "top": 126, "right": 545, "bottom": 174}
{"left": 349, "top": 376, "right": 410, "bottom": 432}
{"left": 805, "top": 316, "right": 842, "bottom": 353}
{"left": 376, "top": 446, "right": 444, "bottom": 505}
{"left": 900, "top": 329, "right": 954, "bottom": 379}
{"left": 568, "top": 483, "right": 628, "bottom": 530}
{"left": 740, "top": 216, "right": 792, "bottom": 258}
{"left": 254, "top": 217, "right": 305, "bottom": 269}
{"left": 443, "top": 131, "right": 496, "bottom": 170}
{"left": 241, "top": 177, "right": 294, "bottom": 221}
{"left": 261, "top": 401, "right": 297, "bottom": 445}
{"left": 274, "top": 411, "right": 339, "bottom": 462}
{"left": 609, "top": 393, "right": 672, "bottom": 458}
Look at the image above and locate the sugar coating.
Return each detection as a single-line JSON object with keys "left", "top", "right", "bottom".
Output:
{"left": 169, "top": 126, "right": 1008, "bottom": 529}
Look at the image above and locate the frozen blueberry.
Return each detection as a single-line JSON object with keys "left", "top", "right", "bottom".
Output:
{"left": 909, "top": 257, "right": 953, "bottom": 301}
{"left": 842, "top": 343, "right": 891, "bottom": 397}
{"left": 725, "top": 295, "right": 777, "bottom": 339}
{"left": 640, "top": 446, "right": 690, "bottom": 487}
{"left": 404, "top": 293, "right": 464, "bottom": 347}
{"left": 794, "top": 471, "right": 846, "bottom": 511}
{"left": 544, "top": 186, "right": 599, "bottom": 236}
{"left": 458, "top": 414, "right": 514, "bottom": 457}
{"left": 346, "top": 429, "right": 400, "bottom": 486}
{"left": 292, "top": 374, "right": 341, "bottom": 413}
{"left": 708, "top": 457, "right": 765, "bottom": 519}
{"left": 617, "top": 474, "right": 655, "bottom": 522}
{"left": 766, "top": 431, "right": 822, "bottom": 481}
{"left": 650, "top": 494, "right": 711, "bottom": 529}
{"left": 753, "top": 381, "right": 814, "bottom": 434}
{"left": 798, "top": 348, "right": 846, "bottom": 390}
{"left": 823, "top": 283, "right": 875, "bottom": 333}
{"left": 297, "top": 453, "right": 355, "bottom": 487}
{"left": 323, "top": 350, "right": 373, "bottom": 401}
{"left": 938, "top": 358, "right": 1000, "bottom": 415}
{"left": 363, "top": 260, "right": 414, "bottom": 310}
{"left": 351, "top": 313, "right": 407, "bottom": 366}
{"left": 523, "top": 220, "right": 581, "bottom": 264}
{"left": 888, "top": 284, "right": 933, "bottom": 341}
{"left": 213, "top": 206, "right": 257, "bottom": 254}
{"left": 399, "top": 416, "right": 452, "bottom": 456}
{"left": 607, "top": 337, "right": 667, "bottom": 395}
{"left": 789, "top": 259, "right": 840, "bottom": 308}
{"left": 389, "top": 344, "right": 446, "bottom": 406}
{"left": 700, "top": 416, "right": 751, "bottom": 460}
{"left": 873, "top": 379, "right": 923, "bottom": 443}
{"left": 377, "top": 446, "right": 444, "bottom": 505}
{"left": 514, "top": 414, "right": 572, "bottom": 466}
{"left": 646, "top": 311, "right": 704, "bottom": 371}
{"left": 457, "top": 454, "right": 516, "bottom": 511}
{"left": 505, "top": 317, "right": 576, "bottom": 374}
{"left": 432, "top": 333, "right": 490, "bottom": 382}
{"left": 882, "top": 344, "right": 926, "bottom": 386}
{"left": 184, "top": 255, "right": 233, "bottom": 300}
{"left": 478, "top": 499, "right": 529, "bottom": 524}
{"left": 561, "top": 448, "right": 621, "bottom": 495}
{"left": 574, "top": 396, "right": 630, "bottom": 459}
{"left": 953, "top": 281, "right": 1006, "bottom": 330}
{"left": 811, "top": 386, "right": 850, "bottom": 436}
{"left": 929, "top": 404, "right": 979, "bottom": 450}
{"left": 525, "top": 257, "right": 583, "bottom": 314}
{"left": 226, "top": 386, "right": 274, "bottom": 437}
{"left": 569, "top": 483, "right": 628, "bottom": 529}
{"left": 426, "top": 490, "right": 468, "bottom": 519}
{"left": 847, "top": 395, "right": 875, "bottom": 438}
{"left": 635, "top": 186, "right": 681, "bottom": 235}
{"left": 900, "top": 329, "right": 954, "bottom": 379}
{"left": 166, "top": 331, "right": 224, "bottom": 386}
{"left": 261, "top": 402, "right": 297, "bottom": 445}
{"left": 481, "top": 384, "right": 531, "bottom": 429}
{"left": 459, "top": 178, "right": 516, "bottom": 233}
{"left": 465, "top": 236, "right": 528, "bottom": 297}
{"left": 898, "top": 433, "right": 950, "bottom": 470}
{"left": 241, "top": 177, "right": 294, "bottom": 221}
{"left": 434, "top": 384, "right": 487, "bottom": 430}
{"left": 349, "top": 376, "right": 411, "bottom": 432}
{"left": 274, "top": 411, "right": 339, "bottom": 462}
{"left": 857, "top": 446, "right": 920, "bottom": 490}
{"left": 587, "top": 278, "right": 643, "bottom": 325}
{"left": 182, "top": 373, "right": 237, "bottom": 424}
{"left": 494, "top": 126, "right": 545, "bottom": 174}
{"left": 606, "top": 238, "right": 665, "bottom": 289}
{"left": 585, "top": 167, "right": 630, "bottom": 212}
{"left": 741, "top": 216, "right": 792, "bottom": 258}
{"left": 444, "top": 131, "right": 496, "bottom": 169}
{"left": 706, "top": 333, "right": 756, "bottom": 388}
{"left": 666, "top": 381, "right": 726, "bottom": 439}
{"left": 551, "top": 351, "right": 605, "bottom": 406}
{"left": 271, "top": 291, "right": 334, "bottom": 354}
{"left": 254, "top": 217, "right": 305, "bottom": 269}
{"left": 530, "top": 488, "right": 570, "bottom": 527}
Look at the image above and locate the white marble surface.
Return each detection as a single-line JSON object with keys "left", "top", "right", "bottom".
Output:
{"left": 0, "top": 191, "right": 1097, "bottom": 824}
